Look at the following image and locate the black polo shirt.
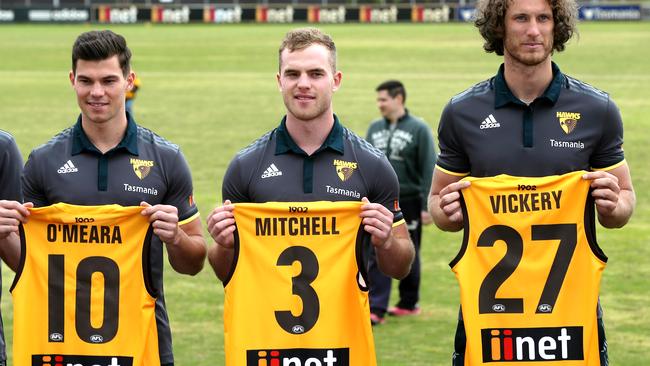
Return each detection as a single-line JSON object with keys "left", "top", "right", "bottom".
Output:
{"left": 21, "top": 114, "right": 199, "bottom": 364}
{"left": 436, "top": 62, "right": 625, "bottom": 177}
{"left": 223, "top": 115, "right": 404, "bottom": 224}
{"left": 0, "top": 130, "right": 23, "bottom": 362}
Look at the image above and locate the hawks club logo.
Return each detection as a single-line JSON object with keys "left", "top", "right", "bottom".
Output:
{"left": 130, "top": 158, "right": 154, "bottom": 180}
{"left": 556, "top": 111, "right": 581, "bottom": 134}
{"left": 333, "top": 159, "right": 357, "bottom": 182}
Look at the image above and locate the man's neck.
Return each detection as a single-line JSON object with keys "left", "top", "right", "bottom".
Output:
{"left": 503, "top": 57, "right": 553, "bottom": 104}
{"left": 386, "top": 107, "right": 406, "bottom": 124}
{"left": 81, "top": 114, "right": 128, "bottom": 154}
{"left": 285, "top": 109, "right": 335, "bottom": 156}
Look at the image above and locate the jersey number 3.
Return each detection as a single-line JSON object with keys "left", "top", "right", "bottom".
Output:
{"left": 478, "top": 224, "right": 577, "bottom": 314}
{"left": 275, "top": 246, "right": 320, "bottom": 335}
{"left": 48, "top": 254, "right": 120, "bottom": 344}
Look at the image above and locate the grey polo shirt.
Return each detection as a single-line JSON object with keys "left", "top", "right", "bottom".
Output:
{"left": 436, "top": 62, "right": 625, "bottom": 177}
{"left": 21, "top": 115, "right": 199, "bottom": 364}
{"left": 223, "top": 115, "right": 404, "bottom": 225}
{"left": 0, "top": 130, "right": 23, "bottom": 362}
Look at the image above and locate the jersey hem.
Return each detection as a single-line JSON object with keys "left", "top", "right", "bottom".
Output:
{"left": 178, "top": 211, "right": 200, "bottom": 226}
{"left": 9, "top": 225, "right": 27, "bottom": 293}
{"left": 591, "top": 159, "right": 626, "bottom": 172}
{"left": 435, "top": 165, "right": 469, "bottom": 177}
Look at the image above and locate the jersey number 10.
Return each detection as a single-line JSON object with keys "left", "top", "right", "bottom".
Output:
{"left": 48, "top": 255, "right": 120, "bottom": 344}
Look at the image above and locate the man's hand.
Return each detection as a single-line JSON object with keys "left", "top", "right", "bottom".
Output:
{"left": 437, "top": 180, "right": 471, "bottom": 225}
{"left": 360, "top": 197, "right": 394, "bottom": 250}
{"left": 582, "top": 171, "right": 621, "bottom": 217}
{"left": 140, "top": 202, "right": 181, "bottom": 246}
{"left": 206, "top": 200, "right": 236, "bottom": 249}
{"left": 0, "top": 200, "right": 33, "bottom": 240}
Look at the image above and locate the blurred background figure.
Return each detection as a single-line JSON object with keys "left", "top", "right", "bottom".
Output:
{"left": 126, "top": 75, "right": 141, "bottom": 116}
{"left": 366, "top": 80, "right": 436, "bottom": 325}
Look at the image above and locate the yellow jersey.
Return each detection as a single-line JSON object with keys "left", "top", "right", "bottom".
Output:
{"left": 224, "top": 201, "right": 376, "bottom": 366}
{"left": 12, "top": 203, "right": 159, "bottom": 366}
{"left": 452, "top": 171, "right": 606, "bottom": 365}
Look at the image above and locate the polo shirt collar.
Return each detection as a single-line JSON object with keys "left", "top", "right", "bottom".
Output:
{"left": 71, "top": 112, "right": 139, "bottom": 156}
{"left": 275, "top": 114, "right": 345, "bottom": 156}
{"left": 494, "top": 62, "right": 564, "bottom": 108}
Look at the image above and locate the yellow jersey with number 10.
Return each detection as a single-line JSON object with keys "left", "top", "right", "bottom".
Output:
{"left": 224, "top": 201, "right": 375, "bottom": 366}
{"left": 12, "top": 203, "right": 159, "bottom": 366}
{"left": 453, "top": 171, "right": 606, "bottom": 365}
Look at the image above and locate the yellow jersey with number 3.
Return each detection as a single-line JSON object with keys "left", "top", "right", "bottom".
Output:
{"left": 12, "top": 203, "right": 159, "bottom": 366}
{"left": 452, "top": 171, "right": 606, "bottom": 365}
{"left": 224, "top": 201, "right": 375, "bottom": 366}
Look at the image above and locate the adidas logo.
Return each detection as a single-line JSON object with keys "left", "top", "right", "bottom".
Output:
{"left": 57, "top": 160, "right": 78, "bottom": 174}
{"left": 261, "top": 163, "right": 282, "bottom": 179}
{"left": 480, "top": 114, "right": 501, "bottom": 129}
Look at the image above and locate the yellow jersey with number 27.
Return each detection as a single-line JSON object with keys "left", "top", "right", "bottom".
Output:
{"left": 453, "top": 171, "right": 606, "bottom": 366}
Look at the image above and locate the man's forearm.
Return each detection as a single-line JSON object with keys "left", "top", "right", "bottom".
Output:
{"left": 0, "top": 232, "right": 21, "bottom": 272}
{"left": 166, "top": 230, "right": 206, "bottom": 275}
{"left": 376, "top": 232, "right": 414, "bottom": 279}
{"left": 208, "top": 243, "right": 235, "bottom": 282}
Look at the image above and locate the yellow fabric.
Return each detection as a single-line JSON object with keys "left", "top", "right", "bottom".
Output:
{"left": 12, "top": 203, "right": 159, "bottom": 366}
{"left": 225, "top": 201, "right": 376, "bottom": 366}
{"left": 453, "top": 171, "right": 606, "bottom": 365}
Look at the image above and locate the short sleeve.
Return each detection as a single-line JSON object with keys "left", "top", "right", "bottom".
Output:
{"left": 436, "top": 101, "right": 470, "bottom": 175}
{"left": 222, "top": 157, "right": 249, "bottom": 203}
{"left": 164, "top": 150, "right": 199, "bottom": 225}
{"left": 417, "top": 123, "right": 436, "bottom": 207}
{"left": 590, "top": 97, "right": 625, "bottom": 170}
{"left": 0, "top": 137, "right": 23, "bottom": 202}
{"left": 22, "top": 151, "right": 49, "bottom": 207}
{"left": 370, "top": 154, "right": 404, "bottom": 224}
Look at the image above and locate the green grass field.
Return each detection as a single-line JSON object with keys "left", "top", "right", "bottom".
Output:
{"left": 1, "top": 22, "right": 649, "bottom": 365}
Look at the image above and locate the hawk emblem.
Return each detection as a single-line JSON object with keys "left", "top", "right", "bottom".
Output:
{"left": 130, "top": 158, "right": 155, "bottom": 180}
{"left": 333, "top": 159, "right": 358, "bottom": 182}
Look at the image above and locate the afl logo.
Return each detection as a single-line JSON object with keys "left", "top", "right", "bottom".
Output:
{"left": 49, "top": 332, "right": 63, "bottom": 342}
{"left": 291, "top": 325, "right": 305, "bottom": 334}
{"left": 492, "top": 304, "right": 506, "bottom": 312}
{"left": 89, "top": 334, "right": 104, "bottom": 343}
{"left": 538, "top": 304, "right": 553, "bottom": 313}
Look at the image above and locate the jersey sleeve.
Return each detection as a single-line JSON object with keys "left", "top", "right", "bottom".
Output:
{"left": 22, "top": 150, "right": 49, "bottom": 207}
{"left": 436, "top": 101, "right": 471, "bottom": 175}
{"left": 163, "top": 149, "right": 199, "bottom": 225}
{"left": 417, "top": 123, "right": 436, "bottom": 207}
{"left": 590, "top": 97, "right": 625, "bottom": 170}
{"left": 222, "top": 156, "right": 250, "bottom": 203}
{"left": 371, "top": 154, "right": 404, "bottom": 225}
{"left": 0, "top": 136, "right": 23, "bottom": 202}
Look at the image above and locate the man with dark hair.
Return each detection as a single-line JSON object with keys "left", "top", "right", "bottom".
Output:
{"left": 207, "top": 28, "right": 414, "bottom": 365}
{"left": 0, "top": 130, "right": 23, "bottom": 366}
{"left": 429, "top": 0, "right": 635, "bottom": 364}
{"left": 366, "top": 80, "right": 436, "bottom": 325}
{"left": 0, "top": 30, "right": 206, "bottom": 366}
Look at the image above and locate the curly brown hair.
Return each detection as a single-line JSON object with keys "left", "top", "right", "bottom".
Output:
{"left": 279, "top": 27, "right": 337, "bottom": 72}
{"left": 474, "top": 0, "right": 578, "bottom": 55}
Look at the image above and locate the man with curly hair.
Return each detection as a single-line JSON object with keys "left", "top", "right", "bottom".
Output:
{"left": 428, "top": 0, "right": 635, "bottom": 364}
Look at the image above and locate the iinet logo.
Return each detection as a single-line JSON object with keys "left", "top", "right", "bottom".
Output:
{"left": 481, "top": 327, "right": 584, "bottom": 362}
{"left": 33, "top": 354, "right": 133, "bottom": 366}
{"left": 247, "top": 348, "right": 349, "bottom": 366}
